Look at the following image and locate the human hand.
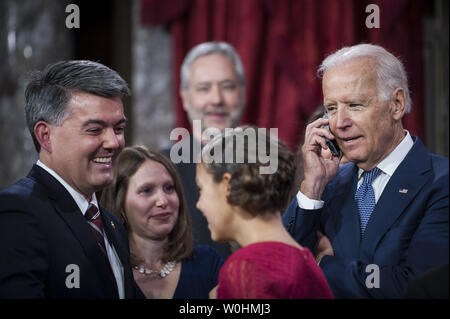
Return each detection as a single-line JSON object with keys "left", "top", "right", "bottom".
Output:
{"left": 315, "top": 231, "right": 334, "bottom": 263}
{"left": 209, "top": 285, "right": 218, "bottom": 299}
{"left": 300, "top": 118, "right": 340, "bottom": 199}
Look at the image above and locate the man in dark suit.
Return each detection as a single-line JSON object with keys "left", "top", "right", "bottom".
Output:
{"left": 0, "top": 60, "right": 136, "bottom": 298}
{"left": 166, "top": 42, "right": 246, "bottom": 260}
{"left": 282, "top": 44, "right": 449, "bottom": 298}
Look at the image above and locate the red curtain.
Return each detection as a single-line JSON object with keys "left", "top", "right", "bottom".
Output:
{"left": 141, "top": 0, "right": 424, "bottom": 151}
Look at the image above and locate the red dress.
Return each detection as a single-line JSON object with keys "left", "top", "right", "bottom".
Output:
{"left": 217, "top": 242, "right": 333, "bottom": 299}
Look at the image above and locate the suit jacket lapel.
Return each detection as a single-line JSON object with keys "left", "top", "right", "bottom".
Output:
{"left": 55, "top": 204, "right": 118, "bottom": 297}
{"left": 360, "top": 139, "right": 432, "bottom": 259}
{"left": 327, "top": 164, "right": 361, "bottom": 259}
{"left": 29, "top": 165, "right": 119, "bottom": 297}
{"left": 100, "top": 208, "right": 135, "bottom": 298}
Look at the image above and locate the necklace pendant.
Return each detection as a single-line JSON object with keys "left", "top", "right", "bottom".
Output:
{"left": 133, "top": 261, "right": 176, "bottom": 279}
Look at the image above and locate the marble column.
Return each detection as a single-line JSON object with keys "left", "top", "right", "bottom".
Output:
{"left": 131, "top": 0, "right": 174, "bottom": 150}
{"left": 0, "top": 0, "right": 73, "bottom": 189}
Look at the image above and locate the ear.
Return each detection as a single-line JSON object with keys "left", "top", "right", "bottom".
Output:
{"left": 390, "top": 88, "right": 407, "bottom": 121}
{"left": 179, "top": 88, "right": 190, "bottom": 112}
{"left": 222, "top": 172, "right": 232, "bottom": 196}
{"left": 34, "top": 121, "right": 52, "bottom": 153}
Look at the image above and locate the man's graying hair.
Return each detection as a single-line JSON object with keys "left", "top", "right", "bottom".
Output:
{"left": 25, "top": 60, "right": 130, "bottom": 152}
{"left": 180, "top": 41, "right": 245, "bottom": 90}
{"left": 318, "top": 43, "right": 412, "bottom": 113}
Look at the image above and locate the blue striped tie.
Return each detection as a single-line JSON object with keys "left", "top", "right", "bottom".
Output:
{"left": 355, "top": 167, "right": 382, "bottom": 235}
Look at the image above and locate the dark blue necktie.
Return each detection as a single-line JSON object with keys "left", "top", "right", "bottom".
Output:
{"left": 355, "top": 167, "right": 382, "bottom": 235}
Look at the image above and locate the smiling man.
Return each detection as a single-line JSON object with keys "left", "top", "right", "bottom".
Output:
{"left": 167, "top": 42, "right": 246, "bottom": 260}
{"left": 0, "top": 60, "right": 136, "bottom": 298}
{"left": 282, "top": 44, "right": 449, "bottom": 298}
{"left": 180, "top": 41, "right": 245, "bottom": 142}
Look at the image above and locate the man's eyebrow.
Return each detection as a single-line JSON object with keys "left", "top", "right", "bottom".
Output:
{"left": 219, "top": 79, "right": 237, "bottom": 84}
{"left": 115, "top": 117, "right": 127, "bottom": 126}
{"left": 82, "top": 117, "right": 127, "bottom": 128}
{"left": 194, "top": 82, "right": 211, "bottom": 87}
{"left": 82, "top": 119, "right": 107, "bottom": 128}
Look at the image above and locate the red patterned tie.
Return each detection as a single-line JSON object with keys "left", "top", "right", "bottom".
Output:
{"left": 85, "top": 203, "right": 119, "bottom": 294}
{"left": 85, "top": 203, "right": 107, "bottom": 255}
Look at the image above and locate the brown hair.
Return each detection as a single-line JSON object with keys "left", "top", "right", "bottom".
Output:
{"left": 100, "top": 145, "right": 193, "bottom": 263}
{"left": 201, "top": 125, "right": 295, "bottom": 215}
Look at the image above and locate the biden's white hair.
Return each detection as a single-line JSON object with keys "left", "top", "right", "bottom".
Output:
{"left": 318, "top": 43, "right": 411, "bottom": 113}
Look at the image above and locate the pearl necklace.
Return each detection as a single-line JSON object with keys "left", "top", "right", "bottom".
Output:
{"left": 133, "top": 261, "right": 176, "bottom": 279}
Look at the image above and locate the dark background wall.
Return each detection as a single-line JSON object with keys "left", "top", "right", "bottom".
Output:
{"left": 0, "top": 0, "right": 447, "bottom": 190}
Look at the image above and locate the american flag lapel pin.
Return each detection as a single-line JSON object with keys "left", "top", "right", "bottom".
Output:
{"left": 399, "top": 188, "right": 408, "bottom": 194}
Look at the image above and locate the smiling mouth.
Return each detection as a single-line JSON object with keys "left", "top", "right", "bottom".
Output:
{"left": 205, "top": 111, "right": 229, "bottom": 118}
{"left": 92, "top": 157, "right": 112, "bottom": 164}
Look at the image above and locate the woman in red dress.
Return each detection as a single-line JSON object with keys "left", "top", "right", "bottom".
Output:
{"left": 196, "top": 126, "right": 333, "bottom": 299}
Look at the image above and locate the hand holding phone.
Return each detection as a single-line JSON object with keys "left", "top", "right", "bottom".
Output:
{"left": 323, "top": 107, "right": 341, "bottom": 157}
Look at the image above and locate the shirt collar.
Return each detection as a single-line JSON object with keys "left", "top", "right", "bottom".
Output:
{"left": 36, "top": 160, "right": 98, "bottom": 215}
{"left": 357, "top": 130, "right": 414, "bottom": 179}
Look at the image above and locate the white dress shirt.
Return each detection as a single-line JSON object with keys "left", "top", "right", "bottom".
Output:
{"left": 36, "top": 160, "right": 125, "bottom": 298}
{"left": 297, "top": 131, "right": 414, "bottom": 209}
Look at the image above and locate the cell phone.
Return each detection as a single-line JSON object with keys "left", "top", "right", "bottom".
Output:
{"left": 323, "top": 106, "right": 341, "bottom": 157}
